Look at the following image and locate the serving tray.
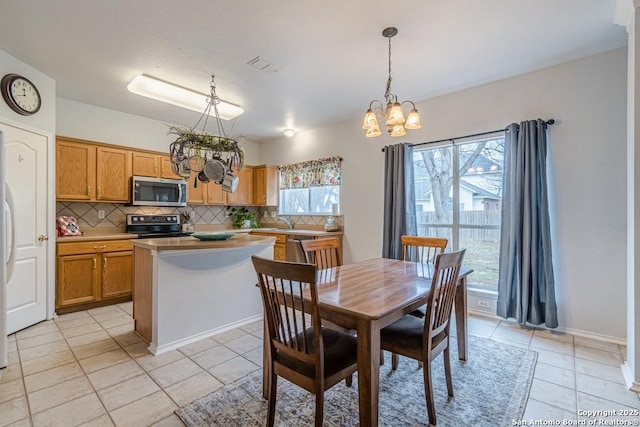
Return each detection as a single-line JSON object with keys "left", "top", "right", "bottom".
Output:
{"left": 191, "top": 232, "right": 235, "bottom": 241}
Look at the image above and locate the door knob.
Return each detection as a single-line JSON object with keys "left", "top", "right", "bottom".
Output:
{"left": 38, "top": 234, "right": 49, "bottom": 242}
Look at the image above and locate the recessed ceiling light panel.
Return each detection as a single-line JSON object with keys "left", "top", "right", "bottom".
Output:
{"left": 127, "top": 74, "right": 244, "bottom": 120}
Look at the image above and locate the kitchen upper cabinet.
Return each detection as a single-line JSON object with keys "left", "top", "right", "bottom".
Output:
{"left": 131, "top": 151, "right": 158, "bottom": 177}
{"left": 132, "top": 151, "right": 182, "bottom": 180}
{"left": 56, "top": 137, "right": 131, "bottom": 203}
{"left": 96, "top": 146, "right": 131, "bottom": 202}
{"left": 159, "top": 156, "right": 182, "bottom": 179}
{"left": 226, "top": 167, "right": 253, "bottom": 206}
{"left": 253, "top": 165, "right": 279, "bottom": 206}
{"left": 186, "top": 178, "right": 206, "bottom": 204}
{"left": 56, "top": 138, "right": 96, "bottom": 200}
{"left": 206, "top": 181, "right": 227, "bottom": 204}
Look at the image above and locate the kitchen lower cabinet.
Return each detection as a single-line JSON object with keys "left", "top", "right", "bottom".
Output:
{"left": 251, "top": 232, "right": 287, "bottom": 260}
{"left": 56, "top": 239, "right": 133, "bottom": 312}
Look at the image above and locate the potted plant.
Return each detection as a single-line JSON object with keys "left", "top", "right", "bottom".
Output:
{"left": 227, "top": 206, "right": 258, "bottom": 229}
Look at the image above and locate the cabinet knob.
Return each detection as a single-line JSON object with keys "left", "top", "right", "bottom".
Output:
{"left": 93, "top": 245, "right": 106, "bottom": 250}
{"left": 87, "top": 185, "right": 91, "bottom": 196}
{"left": 38, "top": 234, "right": 49, "bottom": 242}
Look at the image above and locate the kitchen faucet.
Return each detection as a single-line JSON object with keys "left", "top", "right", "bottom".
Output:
{"left": 277, "top": 216, "right": 293, "bottom": 230}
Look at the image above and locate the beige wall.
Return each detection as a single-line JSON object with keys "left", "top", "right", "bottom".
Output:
{"left": 258, "top": 49, "right": 628, "bottom": 340}
{"left": 56, "top": 97, "right": 261, "bottom": 164}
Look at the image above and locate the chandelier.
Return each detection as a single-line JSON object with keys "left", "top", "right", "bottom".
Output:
{"left": 362, "top": 27, "right": 422, "bottom": 138}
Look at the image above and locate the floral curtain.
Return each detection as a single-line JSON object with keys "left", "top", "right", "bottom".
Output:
{"left": 279, "top": 156, "right": 342, "bottom": 189}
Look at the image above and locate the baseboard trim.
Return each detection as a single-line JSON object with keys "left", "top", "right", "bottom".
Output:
{"left": 621, "top": 362, "right": 640, "bottom": 392}
{"left": 466, "top": 309, "right": 626, "bottom": 345}
{"left": 148, "top": 314, "right": 263, "bottom": 355}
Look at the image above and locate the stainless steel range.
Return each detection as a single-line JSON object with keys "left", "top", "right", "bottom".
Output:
{"left": 126, "top": 214, "right": 191, "bottom": 238}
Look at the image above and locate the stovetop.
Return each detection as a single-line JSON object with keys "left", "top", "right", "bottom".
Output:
{"left": 126, "top": 214, "right": 184, "bottom": 237}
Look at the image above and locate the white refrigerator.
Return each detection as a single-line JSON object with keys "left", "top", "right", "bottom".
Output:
{"left": 1, "top": 130, "right": 7, "bottom": 368}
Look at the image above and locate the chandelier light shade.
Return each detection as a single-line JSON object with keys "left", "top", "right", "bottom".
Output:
{"left": 362, "top": 27, "right": 422, "bottom": 138}
{"left": 127, "top": 74, "right": 244, "bottom": 120}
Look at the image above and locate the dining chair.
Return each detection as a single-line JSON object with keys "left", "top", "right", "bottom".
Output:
{"left": 300, "top": 237, "right": 352, "bottom": 333}
{"left": 401, "top": 235, "right": 448, "bottom": 318}
{"left": 252, "top": 256, "right": 358, "bottom": 427}
{"left": 380, "top": 249, "right": 466, "bottom": 426}
{"left": 300, "top": 237, "right": 342, "bottom": 269}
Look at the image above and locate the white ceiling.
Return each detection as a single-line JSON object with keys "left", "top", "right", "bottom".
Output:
{"left": 0, "top": 0, "right": 627, "bottom": 142}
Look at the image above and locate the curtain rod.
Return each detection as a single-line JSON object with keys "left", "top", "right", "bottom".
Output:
{"left": 381, "top": 119, "right": 555, "bottom": 152}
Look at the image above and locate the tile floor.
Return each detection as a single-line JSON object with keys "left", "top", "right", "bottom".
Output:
{"left": 0, "top": 305, "right": 638, "bottom": 426}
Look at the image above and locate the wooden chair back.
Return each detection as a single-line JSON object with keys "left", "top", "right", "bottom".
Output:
{"left": 424, "top": 249, "right": 466, "bottom": 349}
{"left": 300, "top": 237, "right": 342, "bottom": 269}
{"left": 251, "top": 256, "right": 322, "bottom": 369}
{"left": 401, "top": 235, "right": 448, "bottom": 263}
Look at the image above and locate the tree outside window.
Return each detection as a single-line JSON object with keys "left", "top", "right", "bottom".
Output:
{"left": 414, "top": 135, "right": 504, "bottom": 289}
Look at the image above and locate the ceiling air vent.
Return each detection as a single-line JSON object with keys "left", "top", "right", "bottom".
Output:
{"left": 247, "top": 57, "right": 279, "bottom": 74}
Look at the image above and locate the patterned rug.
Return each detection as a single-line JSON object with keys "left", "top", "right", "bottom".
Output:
{"left": 176, "top": 336, "right": 537, "bottom": 427}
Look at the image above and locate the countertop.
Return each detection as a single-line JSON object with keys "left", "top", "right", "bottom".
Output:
{"left": 56, "top": 227, "right": 342, "bottom": 243}
{"left": 130, "top": 233, "right": 277, "bottom": 251}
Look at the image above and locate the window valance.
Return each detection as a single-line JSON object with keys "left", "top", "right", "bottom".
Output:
{"left": 279, "top": 156, "right": 342, "bottom": 189}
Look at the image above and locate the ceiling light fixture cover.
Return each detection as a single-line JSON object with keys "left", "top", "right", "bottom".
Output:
{"left": 127, "top": 74, "right": 244, "bottom": 120}
{"left": 362, "top": 27, "right": 422, "bottom": 138}
{"left": 283, "top": 128, "right": 296, "bottom": 138}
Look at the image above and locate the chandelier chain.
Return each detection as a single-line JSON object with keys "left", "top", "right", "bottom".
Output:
{"left": 385, "top": 35, "right": 393, "bottom": 103}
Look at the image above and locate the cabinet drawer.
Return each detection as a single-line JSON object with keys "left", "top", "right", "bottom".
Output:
{"left": 251, "top": 232, "right": 287, "bottom": 244}
{"left": 57, "top": 239, "right": 134, "bottom": 256}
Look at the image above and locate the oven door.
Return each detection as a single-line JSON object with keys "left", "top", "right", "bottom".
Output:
{"left": 131, "top": 176, "right": 187, "bottom": 207}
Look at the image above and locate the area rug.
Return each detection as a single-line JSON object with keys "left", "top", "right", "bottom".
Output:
{"left": 176, "top": 336, "right": 537, "bottom": 427}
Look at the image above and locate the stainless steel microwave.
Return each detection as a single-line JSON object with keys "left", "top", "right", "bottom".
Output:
{"left": 131, "top": 176, "right": 187, "bottom": 207}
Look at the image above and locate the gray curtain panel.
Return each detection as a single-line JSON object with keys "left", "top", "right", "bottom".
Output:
{"left": 382, "top": 143, "right": 417, "bottom": 259}
{"left": 497, "top": 120, "right": 558, "bottom": 328}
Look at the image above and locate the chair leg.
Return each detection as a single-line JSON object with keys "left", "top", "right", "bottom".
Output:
{"left": 444, "top": 345, "right": 453, "bottom": 396}
{"left": 315, "top": 393, "right": 324, "bottom": 427}
{"left": 418, "top": 360, "right": 423, "bottom": 369}
{"left": 346, "top": 374, "right": 353, "bottom": 387}
{"left": 380, "top": 349, "right": 385, "bottom": 365}
{"left": 391, "top": 353, "right": 399, "bottom": 370}
{"left": 423, "top": 361, "right": 437, "bottom": 425}
{"left": 266, "top": 370, "right": 278, "bottom": 427}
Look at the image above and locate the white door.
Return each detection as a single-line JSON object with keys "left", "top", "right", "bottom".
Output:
{"left": 2, "top": 123, "right": 49, "bottom": 334}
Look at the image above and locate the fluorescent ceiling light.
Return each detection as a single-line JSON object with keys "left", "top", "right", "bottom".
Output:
{"left": 127, "top": 74, "right": 244, "bottom": 120}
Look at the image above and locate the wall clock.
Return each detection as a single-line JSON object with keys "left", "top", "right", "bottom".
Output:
{"left": 1, "top": 73, "right": 42, "bottom": 116}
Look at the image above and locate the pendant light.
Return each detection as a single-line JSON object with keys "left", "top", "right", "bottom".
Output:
{"left": 362, "top": 27, "right": 422, "bottom": 138}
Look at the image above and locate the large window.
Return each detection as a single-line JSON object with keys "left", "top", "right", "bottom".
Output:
{"left": 414, "top": 134, "right": 504, "bottom": 290}
{"left": 279, "top": 156, "right": 341, "bottom": 214}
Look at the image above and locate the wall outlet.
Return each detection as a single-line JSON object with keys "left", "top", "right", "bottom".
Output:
{"left": 477, "top": 299, "right": 490, "bottom": 308}
{"left": 97, "top": 210, "right": 105, "bottom": 219}
{"left": 263, "top": 211, "right": 268, "bottom": 218}
{"left": 270, "top": 211, "right": 277, "bottom": 218}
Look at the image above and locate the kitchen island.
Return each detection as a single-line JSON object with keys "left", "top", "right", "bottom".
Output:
{"left": 131, "top": 233, "right": 276, "bottom": 355}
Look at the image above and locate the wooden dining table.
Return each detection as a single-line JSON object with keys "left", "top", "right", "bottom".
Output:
{"left": 261, "top": 257, "right": 472, "bottom": 427}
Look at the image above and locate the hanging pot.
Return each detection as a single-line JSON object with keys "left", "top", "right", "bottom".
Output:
{"left": 203, "top": 158, "right": 226, "bottom": 183}
{"left": 221, "top": 172, "right": 239, "bottom": 193}
{"left": 177, "top": 158, "right": 191, "bottom": 179}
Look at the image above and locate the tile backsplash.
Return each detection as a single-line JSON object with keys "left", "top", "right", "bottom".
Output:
{"left": 56, "top": 202, "right": 342, "bottom": 230}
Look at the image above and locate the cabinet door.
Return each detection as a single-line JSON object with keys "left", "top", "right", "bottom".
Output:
{"left": 226, "top": 167, "right": 253, "bottom": 205}
{"left": 253, "top": 166, "right": 279, "bottom": 206}
{"left": 132, "top": 152, "right": 158, "bottom": 177}
{"left": 56, "top": 254, "right": 99, "bottom": 308}
{"left": 102, "top": 251, "right": 133, "bottom": 299}
{"left": 274, "top": 244, "right": 287, "bottom": 261}
{"left": 159, "top": 156, "right": 182, "bottom": 180}
{"left": 186, "top": 178, "right": 206, "bottom": 204}
{"left": 56, "top": 139, "right": 96, "bottom": 200}
{"left": 206, "top": 182, "right": 227, "bottom": 204}
{"left": 96, "top": 147, "right": 132, "bottom": 201}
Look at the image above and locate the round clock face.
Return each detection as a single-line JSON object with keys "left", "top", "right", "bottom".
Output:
{"left": 1, "top": 74, "right": 41, "bottom": 116}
